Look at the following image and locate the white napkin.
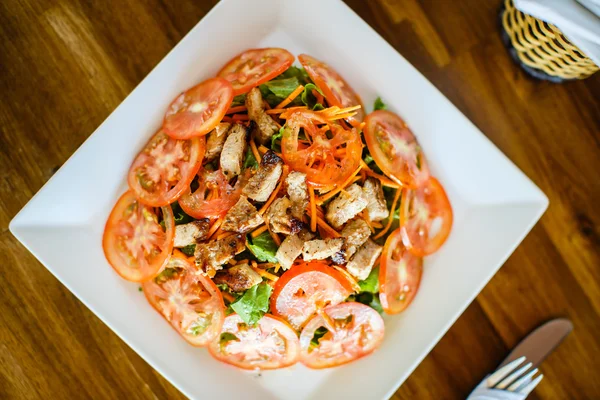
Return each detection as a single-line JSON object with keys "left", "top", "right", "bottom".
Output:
{"left": 514, "top": 0, "right": 600, "bottom": 66}
{"left": 467, "top": 380, "right": 527, "bottom": 400}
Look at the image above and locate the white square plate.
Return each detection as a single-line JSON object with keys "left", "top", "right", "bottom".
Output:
{"left": 10, "top": 0, "right": 548, "bottom": 398}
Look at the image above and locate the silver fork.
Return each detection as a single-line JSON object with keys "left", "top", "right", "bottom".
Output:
{"left": 486, "top": 356, "right": 544, "bottom": 397}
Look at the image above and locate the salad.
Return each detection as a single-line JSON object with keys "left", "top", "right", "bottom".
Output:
{"left": 102, "top": 48, "right": 453, "bottom": 370}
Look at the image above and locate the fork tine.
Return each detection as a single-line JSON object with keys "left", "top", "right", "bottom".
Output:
{"left": 486, "top": 356, "right": 526, "bottom": 387}
{"left": 518, "top": 374, "right": 544, "bottom": 396}
{"left": 506, "top": 368, "right": 539, "bottom": 392}
{"left": 496, "top": 362, "right": 533, "bottom": 389}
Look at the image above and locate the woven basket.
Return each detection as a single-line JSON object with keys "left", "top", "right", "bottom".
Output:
{"left": 502, "top": 0, "right": 598, "bottom": 80}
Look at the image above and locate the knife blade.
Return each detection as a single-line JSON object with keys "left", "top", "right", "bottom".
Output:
{"left": 498, "top": 318, "right": 573, "bottom": 369}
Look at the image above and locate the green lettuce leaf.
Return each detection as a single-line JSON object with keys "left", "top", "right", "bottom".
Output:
{"left": 262, "top": 77, "right": 301, "bottom": 98}
{"left": 180, "top": 244, "right": 196, "bottom": 257}
{"left": 230, "top": 282, "right": 273, "bottom": 325}
{"left": 243, "top": 147, "right": 259, "bottom": 170}
{"left": 373, "top": 97, "right": 387, "bottom": 111}
{"left": 358, "top": 266, "right": 380, "bottom": 293}
{"left": 246, "top": 231, "right": 279, "bottom": 263}
{"left": 277, "top": 66, "right": 310, "bottom": 84}
{"left": 301, "top": 83, "right": 324, "bottom": 110}
{"left": 270, "top": 126, "right": 285, "bottom": 152}
{"left": 230, "top": 94, "right": 246, "bottom": 107}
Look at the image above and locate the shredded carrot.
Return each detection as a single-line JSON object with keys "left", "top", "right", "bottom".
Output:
{"left": 362, "top": 210, "right": 375, "bottom": 233}
{"left": 258, "top": 145, "right": 270, "bottom": 155}
{"left": 249, "top": 138, "right": 261, "bottom": 163}
{"left": 251, "top": 260, "right": 258, "bottom": 268}
{"left": 226, "top": 105, "right": 247, "bottom": 114}
{"left": 371, "top": 221, "right": 384, "bottom": 229}
{"left": 312, "top": 89, "right": 324, "bottom": 105}
{"left": 267, "top": 224, "right": 282, "bottom": 246}
{"left": 258, "top": 172, "right": 286, "bottom": 214}
{"left": 315, "top": 164, "right": 362, "bottom": 205}
{"left": 266, "top": 106, "right": 306, "bottom": 115}
{"left": 217, "top": 231, "right": 234, "bottom": 240}
{"left": 331, "top": 265, "right": 361, "bottom": 293}
{"left": 274, "top": 263, "right": 281, "bottom": 273}
{"left": 351, "top": 175, "right": 362, "bottom": 184}
{"left": 228, "top": 258, "right": 237, "bottom": 266}
{"left": 221, "top": 291, "right": 235, "bottom": 303}
{"left": 252, "top": 266, "right": 279, "bottom": 281}
{"left": 374, "top": 188, "right": 401, "bottom": 240}
{"left": 263, "top": 100, "right": 271, "bottom": 110}
{"left": 206, "top": 218, "right": 224, "bottom": 239}
{"left": 257, "top": 262, "right": 278, "bottom": 269}
{"left": 316, "top": 216, "right": 341, "bottom": 238}
{"left": 309, "top": 185, "right": 317, "bottom": 232}
{"left": 250, "top": 224, "right": 268, "bottom": 238}
{"left": 232, "top": 114, "right": 249, "bottom": 121}
{"left": 221, "top": 116, "right": 233, "bottom": 123}
{"left": 274, "top": 85, "right": 304, "bottom": 109}
{"left": 360, "top": 160, "right": 402, "bottom": 188}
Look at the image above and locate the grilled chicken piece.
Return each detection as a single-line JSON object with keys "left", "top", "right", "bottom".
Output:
{"left": 242, "top": 150, "right": 283, "bottom": 202}
{"left": 325, "top": 184, "right": 368, "bottom": 229}
{"left": 221, "top": 196, "right": 264, "bottom": 233}
{"left": 205, "top": 122, "right": 231, "bottom": 162}
{"left": 276, "top": 230, "right": 314, "bottom": 270}
{"left": 194, "top": 234, "right": 245, "bottom": 277}
{"left": 220, "top": 123, "right": 248, "bottom": 179}
{"left": 173, "top": 219, "right": 210, "bottom": 248}
{"left": 302, "top": 238, "right": 344, "bottom": 261}
{"left": 213, "top": 263, "right": 262, "bottom": 292}
{"left": 246, "top": 87, "right": 279, "bottom": 144}
{"left": 265, "top": 196, "right": 303, "bottom": 235}
{"left": 340, "top": 218, "right": 371, "bottom": 259}
{"left": 286, "top": 171, "right": 309, "bottom": 219}
{"left": 346, "top": 239, "right": 382, "bottom": 281}
{"left": 363, "top": 178, "right": 389, "bottom": 222}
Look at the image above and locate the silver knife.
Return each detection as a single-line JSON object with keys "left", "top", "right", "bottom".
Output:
{"left": 498, "top": 318, "right": 573, "bottom": 369}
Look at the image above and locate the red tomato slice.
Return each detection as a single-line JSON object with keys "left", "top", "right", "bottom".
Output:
{"left": 218, "top": 48, "right": 294, "bottom": 95}
{"left": 400, "top": 177, "right": 453, "bottom": 256}
{"left": 143, "top": 253, "right": 225, "bottom": 346}
{"left": 364, "top": 110, "right": 430, "bottom": 188}
{"left": 128, "top": 130, "right": 204, "bottom": 207}
{"left": 271, "top": 261, "right": 355, "bottom": 330}
{"left": 163, "top": 77, "right": 233, "bottom": 139}
{"left": 103, "top": 191, "right": 174, "bottom": 282}
{"left": 208, "top": 314, "right": 300, "bottom": 370}
{"left": 298, "top": 54, "right": 365, "bottom": 123}
{"left": 299, "top": 302, "right": 385, "bottom": 369}
{"left": 179, "top": 169, "right": 242, "bottom": 219}
{"left": 379, "top": 229, "right": 423, "bottom": 314}
{"left": 281, "top": 110, "right": 362, "bottom": 189}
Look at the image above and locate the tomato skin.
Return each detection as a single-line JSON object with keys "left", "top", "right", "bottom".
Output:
{"left": 143, "top": 254, "right": 225, "bottom": 346}
{"left": 102, "top": 191, "right": 174, "bottom": 282}
{"left": 379, "top": 229, "right": 423, "bottom": 314}
{"left": 163, "top": 77, "right": 233, "bottom": 139}
{"left": 299, "top": 302, "right": 385, "bottom": 369}
{"left": 400, "top": 177, "right": 453, "bottom": 257}
{"left": 208, "top": 314, "right": 300, "bottom": 370}
{"left": 218, "top": 48, "right": 295, "bottom": 95}
{"left": 298, "top": 54, "right": 365, "bottom": 123}
{"left": 178, "top": 169, "right": 241, "bottom": 219}
{"left": 271, "top": 261, "right": 355, "bottom": 330}
{"left": 128, "top": 130, "right": 204, "bottom": 207}
{"left": 364, "top": 110, "right": 429, "bottom": 188}
{"left": 280, "top": 110, "right": 362, "bottom": 188}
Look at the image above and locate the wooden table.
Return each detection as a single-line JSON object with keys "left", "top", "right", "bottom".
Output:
{"left": 1, "top": 0, "right": 599, "bottom": 398}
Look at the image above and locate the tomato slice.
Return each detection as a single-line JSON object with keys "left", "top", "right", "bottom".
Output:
{"left": 179, "top": 169, "right": 241, "bottom": 219}
{"left": 217, "top": 48, "right": 294, "bottom": 96}
{"left": 271, "top": 261, "right": 355, "bottom": 330}
{"left": 281, "top": 110, "right": 362, "bottom": 188}
{"left": 128, "top": 130, "right": 205, "bottom": 207}
{"left": 163, "top": 77, "right": 233, "bottom": 139}
{"left": 143, "top": 253, "right": 225, "bottom": 346}
{"left": 400, "top": 177, "right": 452, "bottom": 256}
{"left": 364, "top": 110, "right": 430, "bottom": 188}
{"left": 379, "top": 229, "right": 423, "bottom": 314}
{"left": 298, "top": 54, "right": 365, "bottom": 123}
{"left": 299, "top": 302, "right": 385, "bottom": 369}
{"left": 102, "top": 191, "right": 174, "bottom": 282}
{"left": 208, "top": 314, "right": 300, "bottom": 370}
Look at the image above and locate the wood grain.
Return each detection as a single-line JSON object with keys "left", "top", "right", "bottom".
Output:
{"left": 1, "top": 0, "right": 599, "bottom": 399}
